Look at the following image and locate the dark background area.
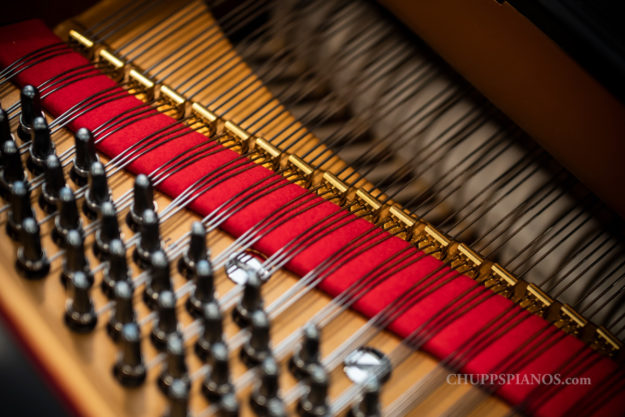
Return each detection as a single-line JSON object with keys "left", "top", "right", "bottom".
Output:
{"left": 0, "top": 316, "right": 70, "bottom": 417}
{"left": 505, "top": 0, "right": 625, "bottom": 104}
{"left": 2, "top": 1, "right": 98, "bottom": 27}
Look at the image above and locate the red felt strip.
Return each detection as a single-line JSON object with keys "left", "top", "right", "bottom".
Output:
{"left": 1, "top": 19, "right": 622, "bottom": 417}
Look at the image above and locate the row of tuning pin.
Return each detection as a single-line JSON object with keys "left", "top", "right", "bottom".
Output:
{"left": 0, "top": 85, "right": 382, "bottom": 417}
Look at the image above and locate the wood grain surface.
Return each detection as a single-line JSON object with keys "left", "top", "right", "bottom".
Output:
{"left": 0, "top": 1, "right": 511, "bottom": 416}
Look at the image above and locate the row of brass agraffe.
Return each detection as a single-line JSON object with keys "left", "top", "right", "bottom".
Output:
{"left": 67, "top": 29, "right": 622, "bottom": 358}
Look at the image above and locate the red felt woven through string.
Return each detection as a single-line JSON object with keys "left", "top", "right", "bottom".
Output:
{"left": 1, "top": 19, "right": 622, "bottom": 417}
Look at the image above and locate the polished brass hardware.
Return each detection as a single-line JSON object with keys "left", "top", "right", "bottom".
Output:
{"left": 128, "top": 69, "right": 155, "bottom": 100}
{"left": 159, "top": 85, "right": 187, "bottom": 118}
{"left": 382, "top": 206, "right": 416, "bottom": 240}
{"left": 68, "top": 29, "right": 94, "bottom": 57}
{"left": 190, "top": 102, "right": 221, "bottom": 136}
{"left": 412, "top": 224, "right": 449, "bottom": 260}
{"left": 97, "top": 49, "right": 125, "bottom": 81}
{"left": 450, "top": 243, "right": 484, "bottom": 278}
{"left": 318, "top": 172, "right": 353, "bottom": 204}
{"left": 284, "top": 155, "right": 315, "bottom": 186}
{"left": 596, "top": 326, "right": 623, "bottom": 354}
{"left": 223, "top": 120, "right": 251, "bottom": 151}
{"left": 481, "top": 264, "right": 520, "bottom": 299}
{"left": 252, "top": 137, "right": 282, "bottom": 170}
{"left": 561, "top": 304, "right": 587, "bottom": 329}
{"left": 521, "top": 283, "right": 554, "bottom": 316}
{"left": 351, "top": 189, "right": 387, "bottom": 223}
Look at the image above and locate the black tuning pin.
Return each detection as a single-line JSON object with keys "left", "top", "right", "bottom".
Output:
{"left": 163, "top": 379, "right": 191, "bottom": 417}
{"left": 70, "top": 127, "right": 98, "bottom": 186}
{"left": 64, "top": 271, "right": 97, "bottom": 333}
{"left": 113, "top": 322, "right": 147, "bottom": 387}
{"left": 16, "top": 217, "right": 50, "bottom": 279}
{"left": 83, "top": 161, "right": 111, "bottom": 219}
{"left": 0, "top": 106, "right": 13, "bottom": 149}
{"left": 178, "top": 221, "right": 209, "bottom": 279}
{"left": 17, "top": 85, "right": 43, "bottom": 142}
{"left": 201, "top": 341, "right": 234, "bottom": 402}
{"left": 52, "top": 186, "right": 83, "bottom": 247}
{"left": 144, "top": 250, "right": 173, "bottom": 310}
{"left": 240, "top": 310, "right": 272, "bottom": 368}
{"left": 93, "top": 201, "right": 121, "bottom": 261}
{"left": 26, "top": 116, "right": 55, "bottom": 175}
{"left": 217, "top": 393, "right": 240, "bottom": 417}
{"left": 186, "top": 259, "right": 215, "bottom": 318}
{"left": 0, "top": 140, "right": 25, "bottom": 200}
{"left": 151, "top": 290, "right": 180, "bottom": 351}
{"left": 107, "top": 280, "right": 136, "bottom": 342}
{"left": 127, "top": 174, "right": 154, "bottom": 232}
{"left": 266, "top": 399, "right": 287, "bottom": 417}
{"left": 195, "top": 300, "right": 223, "bottom": 361}
{"left": 297, "top": 365, "right": 330, "bottom": 417}
{"left": 289, "top": 323, "right": 322, "bottom": 380}
{"left": 60, "top": 229, "right": 93, "bottom": 288}
{"left": 232, "top": 271, "right": 264, "bottom": 328}
{"left": 250, "top": 356, "right": 283, "bottom": 416}
{"left": 158, "top": 333, "right": 190, "bottom": 395}
{"left": 347, "top": 378, "right": 381, "bottom": 417}
{"left": 101, "top": 239, "right": 132, "bottom": 299}
{"left": 133, "top": 208, "right": 162, "bottom": 270}
{"left": 39, "top": 154, "right": 66, "bottom": 213}
{"left": 6, "top": 180, "right": 34, "bottom": 241}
